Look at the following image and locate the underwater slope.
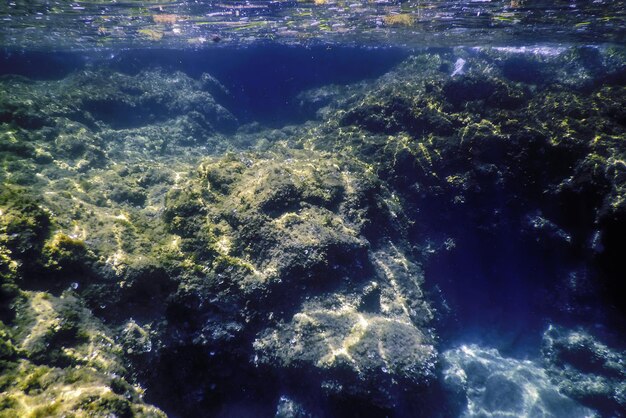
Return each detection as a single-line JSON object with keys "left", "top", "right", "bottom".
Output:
{"left": 1, "top": 46, "right": 626, "bottom": 417}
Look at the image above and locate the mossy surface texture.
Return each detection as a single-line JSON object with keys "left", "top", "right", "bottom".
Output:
{"left": 1, "top": 46, "right": 625, "bottom": 417}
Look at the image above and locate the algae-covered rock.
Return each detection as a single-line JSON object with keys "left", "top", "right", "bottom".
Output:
{"left": 274, "top": 396, "right": 314, "bottom": 418}
{"left": 160, "top": 147, "right": 437, "bottom": 409}
{"left": 164, "top": 149, "right": 378, "bottom": 295}
{"left": 314, "top": 48, "right": 626, "bottom": 321}
{"left": 255, "top": 307, "right": 435, "bottom": 406}
{"left": 443, "top": 73, "right": 528, "bottom": 110}
{"left": 1, "top": 46, "right": 625, "bottom": 417}
{"left": 0, "top": 69, "right": 237, "bottom": 133}
{"left": 0, "top": 360, "right": 166, "bottom": 417}
{"left": 0, "top": 322, "right": 18, "bottom": 360}
{"left": 0, "top": 291, "right": 166, "bottom": 417}
{"left": 120, "top": 319, "right": 154, "bottom": 356}
{"left": 542, "top": 325, "right": 626, "bottom": 417}
{"left": 42, "top": 232, "right": 91, "bottom": 273}
{"left": 53, "top": 120, "right": 106, "bottom": 170}
{"left": 442, "top": 344, "right": 596, "bottom": 417}
{"left": 253, "top": 244, "right": 435, "bottom": 408}
{"left": 0, "top": 187, "right": 50, "bottom": 261}
{"left": 13, "top": 291, "right": 124, "bottom": 372}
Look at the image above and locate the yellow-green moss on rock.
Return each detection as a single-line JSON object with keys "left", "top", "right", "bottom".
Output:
{"left": 0, "top": 290, "right": 166, "bottom": 417}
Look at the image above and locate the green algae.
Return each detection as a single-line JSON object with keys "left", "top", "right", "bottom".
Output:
{"left": 542, "top": 326, "right": 626, "bottom": 416}
{"left": 0, "top": 322, "right": 17, "bottom": 360}
{"left": 164, "top": 149, "right": 375, "bottom": 289}
{"left": 0, "top": 187, "right": 50, "bottom": 259}
{"left": 0, "top": 291, "right": 165, "bottom": 417}
{"left": 42, "top": 233, "right": 91, "bottom": 273}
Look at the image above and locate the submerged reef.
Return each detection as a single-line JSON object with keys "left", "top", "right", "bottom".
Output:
{"left": 0, "top": 291, "right": 165, "bottom": 417}
{"left": 542, "top": 325, "right": 626, "bottom": 417}
{"left": 1, "top": 46, "right": 625, "bottom": 417}
{"left": 442, "top": 344, "right": 595, "bottom": 417}
{"left": 161, "top": 149, "right": 437, "bottom": 412}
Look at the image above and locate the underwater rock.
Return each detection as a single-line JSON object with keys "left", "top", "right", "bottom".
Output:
{"left": 253, "top": 244, "right": 435, "bottom": 408}
{"left": 12, "top": 291, "right": 124, "bottom": 371}
{"left": 0, "top": 187, "right": 50, "bottom": 262}
{"left": 1, "top": 47, "right": 625, "bottom": 417}
{"left": 52, "top": 120, "right": 106, "bottom": 171}
{"left": 0, "top": 290, "right": 166, "bottom": 417}
{"left": 120, "top": 319, "right": 154, "bottom": 356}
{"left": 318, "top": 51, "right": 626, "bottom": 321}
{"left": 296, "top": 84, "right": 357, "bottom": 119}
{"left": 0, "top": 68, "right": 237, "bottom": 171}
{"left": 61, "top": 69, "right": 237, "bottom": 132}
{"left": 274, "top": 395, "right": 314, "bottom": 418}
{"left": 442, "top": 74, "right": 528, "bottom": 110}
{"left": 164, "top": 149, "right": 379, "bottom": 295}
{"left": 442, "top": 344, "right": 596, "bottom": 418}
{"left": 160, "top": 147, "right": 437, "bottom": 409}
{"left": 542, "top": 325, "right": 626, "bottom": 417}
{"left": 475, "top": 46, "right": 626, "bottom": 89}
{"left": 42, "top": 232, "right": 92, "bottom": 273}
{"left": 0, "top": 321, "right": 18, "bottom": 360}
{"left": 255, "top": 306, "right": 436, "bottom": 407}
